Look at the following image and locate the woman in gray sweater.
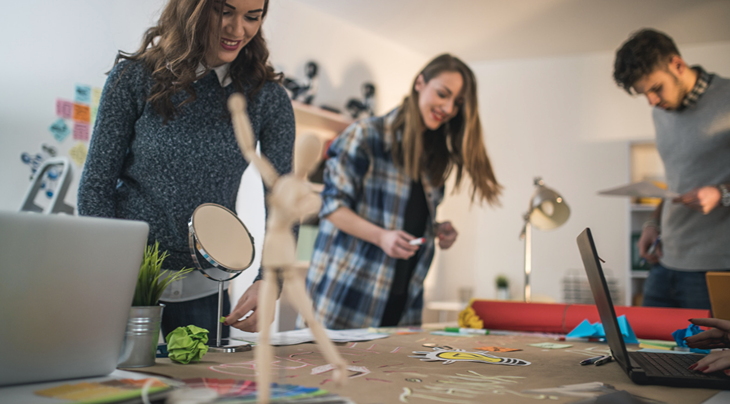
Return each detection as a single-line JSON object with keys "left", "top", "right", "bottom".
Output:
{"left": 78, "top": 0, "right": 294, "bottom": 339}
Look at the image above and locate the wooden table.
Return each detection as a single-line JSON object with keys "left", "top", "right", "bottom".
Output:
{"left": 128, "top": 331, "right": 722, "bottom": 404}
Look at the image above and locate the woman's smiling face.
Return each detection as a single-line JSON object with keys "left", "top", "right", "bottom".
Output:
{"left": 206, "top": 0, "right": 265, "bottom": 67}
{"left": 414, "top": 70, "right": 464, "bottom": 130}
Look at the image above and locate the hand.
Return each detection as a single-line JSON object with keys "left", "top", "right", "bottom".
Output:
{"left": 224, "top": 280, "right": 262, "bottom": 332}
{"left": 378, "top": 230, "right": 419, "bottom": 259}
{"left": 689, "top": 350, "right": 730, "bottom": 375}
{"left": 673, "top": 186, "right": 721, "bottom": 214}
{"left": 685, "top": 318, "right": 730, "bottom": 350}
{"left": 436, "top": 221, "right": 458, "bottom": 249}
{"left": 637, "top": 225, "right": 662, "bottom": 264}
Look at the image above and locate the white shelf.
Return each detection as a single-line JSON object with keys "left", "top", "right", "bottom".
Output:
{"left": 292, "top": 100, "right": 353, "bottom": 137}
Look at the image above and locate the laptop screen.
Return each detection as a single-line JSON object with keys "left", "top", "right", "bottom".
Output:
{"left": 576, "top": 228, "right": 632, "bottom": 373}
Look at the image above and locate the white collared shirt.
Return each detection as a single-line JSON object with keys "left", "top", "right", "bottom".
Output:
{"left": 195, "top": 63, "right": 232, "bottom": 87}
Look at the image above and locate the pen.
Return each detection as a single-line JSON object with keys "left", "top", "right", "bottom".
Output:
{"left": 639, "top": 236, "right": 661, "bottom": 267}
{"left": 444, "top": 327, "right": 490, "bottom": 335}
{"left": 409, "top": 237, "right": 426, "bottom": 246}
{"left": 594, "top": 355, "right": 614, "bottom": 366}
{"left": 580, "top": 355, "right": 607, "bottom": 365}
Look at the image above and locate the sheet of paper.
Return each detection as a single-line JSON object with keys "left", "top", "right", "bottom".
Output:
{"left": 598, "top": 181, "right": 678, "bottom": 199}
{"left": 231, "top": 328, "right": 389, "bottom": 346}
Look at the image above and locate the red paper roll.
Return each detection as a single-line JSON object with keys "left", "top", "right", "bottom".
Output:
{"left": 469, "top": 300, "right": 710, "bottom": 340}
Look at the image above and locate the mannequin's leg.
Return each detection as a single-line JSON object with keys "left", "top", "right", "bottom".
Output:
{"left": 282, "top": 269, "right": 348, "bottom": 385}
{"left": 256, "top": 267, "right": 278, "bottom": 404}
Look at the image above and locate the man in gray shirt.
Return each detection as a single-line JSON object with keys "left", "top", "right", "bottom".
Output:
{"left": 613, "top": 29, "right": 730, "bottom": 309}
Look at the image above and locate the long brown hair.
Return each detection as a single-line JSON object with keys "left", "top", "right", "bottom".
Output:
{"left": 392, "top": 54, "right": 501, "bottom": 205}
{"left": 115, "top": 0, "right": 281, "bottom": 122}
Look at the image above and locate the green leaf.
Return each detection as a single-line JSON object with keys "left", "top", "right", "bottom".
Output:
{"left": 132, "top": 241, "right": 193, "bottom": 306}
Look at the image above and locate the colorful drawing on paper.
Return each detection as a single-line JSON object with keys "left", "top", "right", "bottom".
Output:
{"left": 68, "top": 143, "right": 88, "bottom": 167}
{"left": 475, "top": 346, "right": 522, "bottom": 352}
{"left": 35, "top": 378, "right": 171, "bottom": 401}
{"left": 399, "top": 371, "right": 557, "bottom": 403}
{"left": 49, "top": 119, "right": 71, "bottom": 142}
{"left": 179, "top": 378, "right": 333, "bottom": 402}
{"left": 410, "top": 348, "right": 530, "bottom": 366}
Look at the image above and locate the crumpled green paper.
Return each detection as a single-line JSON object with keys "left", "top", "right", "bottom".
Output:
{"left": 165, "top": 325, "right": 209, "bottom": 364}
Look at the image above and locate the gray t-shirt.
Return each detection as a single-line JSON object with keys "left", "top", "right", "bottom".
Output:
{"left": 653, "top": 75, "right": 730, "bottom": 271}
{"left": 78, "top": 60, "right": 295, "bottom": 301}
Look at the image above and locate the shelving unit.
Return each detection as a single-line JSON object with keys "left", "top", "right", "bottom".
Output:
{"left": 291, "top": 100, "right": 353, "bottom": 143}
{"left": 625, "top": 141, "right": 665, "bottom": 306}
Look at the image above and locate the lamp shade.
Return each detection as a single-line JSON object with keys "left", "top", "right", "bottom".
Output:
{"left": 527, "top": 178, "right": 570, "bottom": 230}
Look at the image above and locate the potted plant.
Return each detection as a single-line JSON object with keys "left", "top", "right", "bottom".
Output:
{"left": 495, "top": 275, "right": 510, "bottom": 300}
{"left": 118, "top": 242, "right": 192, "bottom": 368}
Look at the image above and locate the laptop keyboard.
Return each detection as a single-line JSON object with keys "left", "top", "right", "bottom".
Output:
{"left": 634, "top": 352, "right": 716, "bottom": 378}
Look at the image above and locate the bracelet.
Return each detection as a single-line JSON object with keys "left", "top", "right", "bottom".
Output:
{"left": 642, "top": 219, "right": 660, "bottom": 232}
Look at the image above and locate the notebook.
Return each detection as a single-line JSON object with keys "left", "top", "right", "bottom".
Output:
{"left": 0, "top": 211, "right": 149, "bottom": 386}
{"left": 577, "top": 228, "right": 730, "bottom": 389}
{"left": 706, "top": 272, "right": 730, "bottom": 321}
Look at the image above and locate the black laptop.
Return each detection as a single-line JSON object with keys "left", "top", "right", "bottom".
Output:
{"left": 577, "top": 228, "right": 730, "bottom": 389}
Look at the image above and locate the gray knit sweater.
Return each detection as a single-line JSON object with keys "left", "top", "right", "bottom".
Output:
{"left": 654, "top": 74, "right": 730, "bottom": 271}
{"left": 78, "top": 60, "right": 295, "bottom": 301}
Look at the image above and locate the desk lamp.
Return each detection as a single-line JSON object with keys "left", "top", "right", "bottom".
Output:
{"left": 520, "top": 177, "right": 570, "bottom": 302}
{"left": 188, "top": 203, "right": 255, "bottom": 353}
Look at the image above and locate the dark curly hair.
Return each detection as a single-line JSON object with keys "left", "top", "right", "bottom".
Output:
{"left": 114, "top": 0, "right": 281, "bottom": 122}
{"left": 613, "top": 29, "right": 680, "bottom": 94}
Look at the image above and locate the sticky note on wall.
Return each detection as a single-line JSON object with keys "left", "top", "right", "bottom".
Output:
{"left": 69, "top": 143, "right": 88, "bottom": 167}
{"left": 91, "top": 87, "right": 102, "bottom": 106}
{"left": 49, "top": 119, "right": 71, "bottom": 143}
{"left": 75, "top": 84, "right": 92, "bottom": 104}
{"left": 73, "top": 104, "right": 91, "bottom": 123}
{"left": 56, "top": 99, "right": 74, "bottom": 119}
{"left": 74, "top": 122, "right": 90, "bottom": 141}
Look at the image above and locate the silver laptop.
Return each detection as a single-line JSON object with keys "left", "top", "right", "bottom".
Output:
{"left": 577, "top": 227, "right": 730, "bottom": 389}
{"left": 0, "top": 211, "right": 149, "bottom": 386}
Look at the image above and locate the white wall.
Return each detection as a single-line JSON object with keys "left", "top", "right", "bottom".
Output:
{"left": 0, "top": 0, "right": 427, "bottom": 332}
{"left": 426, "top": 41, "right": 730, "bottom": 305}
{"left": 0, "top": 0, "right": 166, "bottom": 212}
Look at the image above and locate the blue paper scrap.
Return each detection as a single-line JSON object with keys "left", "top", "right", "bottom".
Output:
{"left": 566, "top": 315, "right": 639, "bottom": 344}
{"left": 672, "top": 324, "right": 710, "bottom": 354}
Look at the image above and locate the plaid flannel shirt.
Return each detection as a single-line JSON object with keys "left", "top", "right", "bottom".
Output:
{"left": 681, "top": 66, "right": 713, "bottom": 110}
{"left": 304, "top": 108, "right": 444, "bottom": 329}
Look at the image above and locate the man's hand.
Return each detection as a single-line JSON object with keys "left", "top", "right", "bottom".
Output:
{"left": 436, "top": 221, "right": 458, "bottom": 250}
{"left": 637, "top": 225, "right": 662, "bottom": 264}
{"left": 673, "top": 186, "right": 721, "bottom": 214}
{"left": 224, "top": 280, "right": 262, "bottom": 332}
{"left": 379, "top": 230, "right": 419, "bottom": 259}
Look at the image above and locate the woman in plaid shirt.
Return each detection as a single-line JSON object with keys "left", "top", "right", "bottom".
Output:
{"left": 304, "top": 54, "right": 502, "bottom": 329}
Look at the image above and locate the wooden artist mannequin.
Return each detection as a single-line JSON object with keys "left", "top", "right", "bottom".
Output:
{"left": 227, "top": 93, "right": 347, "bottom": 403}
